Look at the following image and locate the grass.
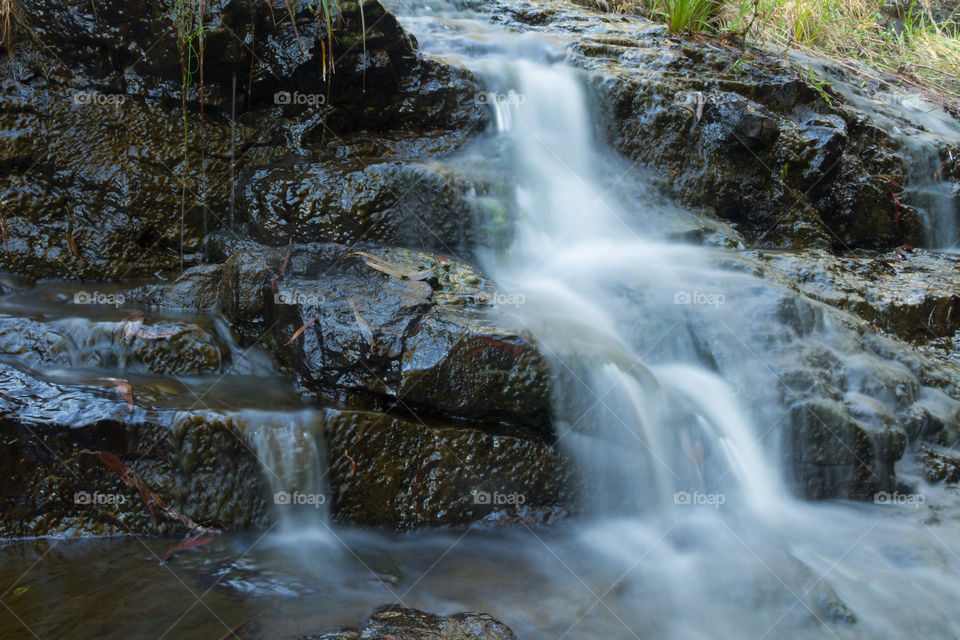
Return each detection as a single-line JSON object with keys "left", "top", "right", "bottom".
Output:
{"left": 573, "top": 0, "right": 960, "bottom": 99}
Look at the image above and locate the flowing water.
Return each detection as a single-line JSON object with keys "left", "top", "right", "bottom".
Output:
{"left": 3, "top": 2, "right": 960, "bottom": 639}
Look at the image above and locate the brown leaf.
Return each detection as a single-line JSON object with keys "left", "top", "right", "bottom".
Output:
{"left": 279, "top": 239, "right": 292, "bottom": 277}
{"left": 284, "top": 317, "right": 316, "bottom": 346}
{"left": 407, "top": 458, "right": 441, "bottom": 505}
{"left": 81, "top": 450, "right": 205, "bottom": 534}
{"left": 934, "top": 158, "right": 949, "bottom": 181}
{"left": 271, "top": 239, "right": 293, "bottom": 290}
{"left": 343, "top": 449, "right": 356, "bottom": 477}
{"left": 436, "top": 255, "right": 451, "bottom": 268}
{"left": 161, "top": 533, "right": 218, "bottom": 562}
{"left": 409, "top": 268, "right": 435, "bottom": 282}
{"left": 217, "top": 613, "right": 263, "bottom": 640}
{"left": 0, "top": 216, "right": 8, "bottom": 251}
{"left": 97, "top": 377, "right": 135, "bottom": 414}
{"left": 68, "top": 231, "right": 80, "bottom": 257}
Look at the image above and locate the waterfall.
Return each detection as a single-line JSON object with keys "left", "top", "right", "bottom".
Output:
{"left": 249, "top": 409, "right": 330, "bottom": 528}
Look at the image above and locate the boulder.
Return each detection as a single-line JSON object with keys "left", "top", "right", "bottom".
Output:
{"left": 304, "top": 605, "right": 518, "bottom": 640}
{"left": 0, "top": 362, "right": 272, "bottom": 537}
{"left": 325, "top": 409, "right": 573, "bottom": 530}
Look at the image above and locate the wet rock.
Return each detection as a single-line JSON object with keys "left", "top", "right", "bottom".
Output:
{"left": 131, "top": 264, "right": 225, "bottom": 311}
{"left": 918, "top": 443, "right": 960, "bottom": 483}
{"left": 0, "top": 0, "right": 485, "bottom": 279}
{"left": 0, "top": 313, "right": 228, "bottom": 375}
{"left": 242, "top": 161, "right": 476, "bottom": 248}
{"left": 783, "top": 396, "right": 905, "bottom": 499}
{"left": 162, "top": 242, "right": 554, "bottom": 428}
{"left": 304, "top": 605, "right": 518, "bottom": 640}
{"left": 0, "top": 363, "right": 270, "bottom": 537}
{"left": 758, "top": 249, "right": 960, "bottom": 347}
{"left": 325, "top": 409, "right": 573, "bottom": 530}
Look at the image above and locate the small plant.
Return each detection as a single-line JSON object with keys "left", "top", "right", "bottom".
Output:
{"left": 807, "top": 65, "right": 832, "bottom": 106}
{"left": 658, "top": 0, "right": 722, "bottom": 34}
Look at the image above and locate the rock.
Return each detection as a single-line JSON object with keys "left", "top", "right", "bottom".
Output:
{"left": 144, "top": 242, "right": 554, "bottom": 430}
{"left": 0, "top": 313, "right": 229, "bottom": 376}
{"left": 918, "top": 443, "right": 960, "bottom": 483}
{"left": 303, "top": 605, "right": 518, "bottom": 640}
{"left": 325, "top": 409, "right": 573, "bottom": 530}
{"left": 242, "top": 161, "right": 477, "bottom": 248}
{"left": 0, "top": 0, "right": 485, "bottom": 280}
{"left": 757, "top": 249, "right": 960, "bottom": 347}
{"left": 0, "top": 362, "right": 272, "bottom": 537}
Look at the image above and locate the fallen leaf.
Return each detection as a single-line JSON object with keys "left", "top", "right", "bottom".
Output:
{"left": 346, "top": 298, "right": 374, "bottom": 345}
{"left": 81, "top": 450, "right": 206, "bottom": 533}
{"left": 217, "top": 613, "right": 263, "bottom": 640}
{"left": 343, "top": 449, "right": 356, "bottom": 477}
{"left": 890, "top": 189, "right": 901, "bottom": 227}
{"left": 350, "top": 251, "right": 424, "bottom": 280}
{"left": 12, "top": 586, "right": 28, "bottom": 597}
{"left": 97, "top": 377, "right": 135, "bottom": 414}
{"left": 0, "top": 216, "right": 8, "bottom": 250}
{"left": 407, "top": 458, "right": 441, "bottom": 505}
{"left": 934, "top": 158, "right": 949, "bottom": 181}
{"left": 284, "top": 317, "right": 316, "bottom": 346}
{"left": 271, "top": 239, "right": 293, "bottom": 290}
{"left": 68, "top": 231, "right": 80, "bottom": 257}
{"left": 436, "top": 255, "right": 451, "bottom": 268}
{"left": 161, "top": 533, "right": 218, "bottom": 562}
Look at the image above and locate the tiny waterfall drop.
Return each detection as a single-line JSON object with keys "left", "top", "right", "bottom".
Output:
{"left": 249, "top": 409, "right": 331, "bottom": 528}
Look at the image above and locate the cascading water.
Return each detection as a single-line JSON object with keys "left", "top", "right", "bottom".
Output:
{"left": 250, "top": 410, "right": 331, "bottom": 527}
{"left": 383, "top": 2, "right": 960, "bottom": 637}
{"left": 4, "top": 3, "right": 960, "bottom": 639}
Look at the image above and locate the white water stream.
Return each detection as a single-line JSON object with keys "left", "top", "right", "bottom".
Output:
{"left": 378, "top": 2, "right": 960, "bottom": 637}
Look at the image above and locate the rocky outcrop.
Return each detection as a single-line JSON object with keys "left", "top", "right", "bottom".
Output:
{"left": 140, "top": 242, "right": 554, "bottom": 431}
{"left": 325, "top": 410, "right": 572, "bottom": 530}
{"left": 756, "top": 248, "right": 960, "bottom": 347}
{"left": 0, "top": 362, "right": 272, "bottom": 537}
{"left": 489, "top": 0, "right": 956, "bottom": 251}
{"left": 0, "top": 0, "right": 486, "bottom": 280}
{"left": 129, "top": 241, "right": 575, "bottom": 529}
{"left": 0, "top": 313, "right": 230, "bottom": 375}
{"left": 304, "top": 606, "right": 518, "bottom": 640}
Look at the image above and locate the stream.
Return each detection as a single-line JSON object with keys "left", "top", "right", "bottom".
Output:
{"left": 2, "top": 1, "right": 960, "bottom": 639}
